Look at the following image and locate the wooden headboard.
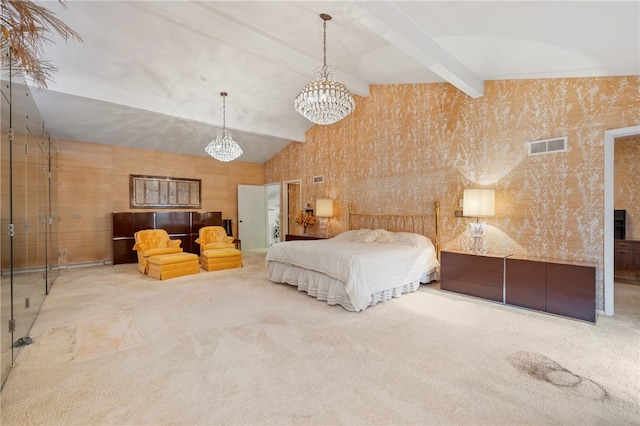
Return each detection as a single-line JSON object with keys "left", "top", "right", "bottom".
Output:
{"left": 348, "top": 201, "right": 441, "bottom": 261}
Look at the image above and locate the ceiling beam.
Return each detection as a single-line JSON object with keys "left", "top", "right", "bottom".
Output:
{"left": 347, "top": 1, "right": 484, "bottom": 98}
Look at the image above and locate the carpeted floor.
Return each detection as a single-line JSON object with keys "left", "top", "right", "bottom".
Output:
{"left": 1, "top": 250, "right": 639, "bottom": 425}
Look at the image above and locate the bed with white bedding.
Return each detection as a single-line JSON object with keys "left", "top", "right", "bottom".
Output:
{"left": 266, "top": 226, "right": 440, "bottom": 312}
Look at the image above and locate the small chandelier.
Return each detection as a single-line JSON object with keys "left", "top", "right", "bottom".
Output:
{"left": 205, "top": 92, "right": 243, "bottom": 162}
{"left": 294, "top": 13, "right": 355, "bottom": 125}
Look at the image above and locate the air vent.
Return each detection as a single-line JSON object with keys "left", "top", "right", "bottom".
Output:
{"left": 528, "top": 136, "right": 567, "bottom": 156}
{"left": 312, "top": 175, "right": 324, "bottom": 184}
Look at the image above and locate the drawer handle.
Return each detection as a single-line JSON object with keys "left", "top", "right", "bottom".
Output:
{"left": 618, "top": 244, "right": 628, "bottom": 247}
{"left": 617, "top": 250, "right": 628, "bottom": 253}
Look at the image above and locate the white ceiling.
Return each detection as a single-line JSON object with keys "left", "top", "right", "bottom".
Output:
{"left": 28, "top": 1, "right": 640, "bottom": 164}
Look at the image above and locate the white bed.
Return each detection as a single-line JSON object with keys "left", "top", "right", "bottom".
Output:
{"left": 266, "top": 228, "right": 440, "bottom": 311}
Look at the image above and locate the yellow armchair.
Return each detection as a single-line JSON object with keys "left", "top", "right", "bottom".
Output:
{"left": 196, "top": 226, "right": 235, "bottom": 251}
{"left": 133, "top": 229, "right": 183, "bottom": 274}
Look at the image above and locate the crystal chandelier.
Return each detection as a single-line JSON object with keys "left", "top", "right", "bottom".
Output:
{"left": 294, "top": 14, "right": 355, "bottom": 125}
{"left": 205, "top": 92, "right": 243, "bottom": 162}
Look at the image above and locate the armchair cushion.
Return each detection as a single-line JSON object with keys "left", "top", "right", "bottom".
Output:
{"left": 202, "top": 242, "right": 236, "bottom": 250}
{"left": 196, "top": 226, "right": 235, "bottom": 251}
{"left": 133, "top": 229, "right": 183, "bottom": 274}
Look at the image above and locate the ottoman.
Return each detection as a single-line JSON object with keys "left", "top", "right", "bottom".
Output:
{"left": 147, "top": 253, "right": 199, "bottom": 280}
{"left": 201, "top": 248, "right": 243, "bottom": 272}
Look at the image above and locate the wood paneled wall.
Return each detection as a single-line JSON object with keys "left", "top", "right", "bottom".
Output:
{"left": 56, "top": 140, "right": 264, "bottom": 266}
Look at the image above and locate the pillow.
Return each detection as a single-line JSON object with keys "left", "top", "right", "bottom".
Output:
{"left": 373, "top": 229, "right": 394, "bottom": 243}
{"left": 352, "top": 229, "right": 394, "bottom": 243}
{"left": 332, "top": 230, "right": 360, "bottom": 241}
{"left": 351, "top": 229, "right": 373, "bottom": 243}
{"left": 392, "top": 232, "right": 433, "bottom": 248}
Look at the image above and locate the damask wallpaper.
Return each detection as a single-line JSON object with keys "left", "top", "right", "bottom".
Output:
{"left": 264, "top": 76, "right": 640, "bottom": 310}
{"left": 614, "top": 135, "right": 640, "bottom": 240}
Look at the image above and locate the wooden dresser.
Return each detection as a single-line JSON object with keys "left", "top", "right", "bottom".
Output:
{"left": 614, "top": 239, "right": 640, "bottom": 280}
{"left": 440, "top": 250, "right": 596, "bottom": 322}
{"left": 285, "top": 234, "right": 329, "bottom": 241}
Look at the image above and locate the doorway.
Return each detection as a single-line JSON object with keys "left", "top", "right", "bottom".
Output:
{"left": 282, "top": 179, "right": 301, "bottom": 238}
{"left": 266, "top": 183, "right": 280, "bottom": 246}
{"left": 604, "top": 125, "right": 640, "bottom": 316}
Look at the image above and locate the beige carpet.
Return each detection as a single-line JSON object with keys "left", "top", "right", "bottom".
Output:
{"left": 1, "top": 250, "right": 639, "bottom": 425}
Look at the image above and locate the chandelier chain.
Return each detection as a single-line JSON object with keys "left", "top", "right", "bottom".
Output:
{"left": 322, "top": 19, "right": 328, "bottom": 78}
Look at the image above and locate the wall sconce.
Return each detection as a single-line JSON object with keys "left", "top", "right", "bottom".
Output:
{"left": 463, "top": 188, "right": 495, "bottom": 254}
{"left": 316, "top": 199, "right": 334, "bottom": 238}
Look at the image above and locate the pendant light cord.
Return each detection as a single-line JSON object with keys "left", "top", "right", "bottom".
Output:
{"left": 220, "top": 92, "right": 227, "bottom": 131}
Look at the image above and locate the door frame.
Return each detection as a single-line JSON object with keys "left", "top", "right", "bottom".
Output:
{"left": 603, "top": 125, "right": 640, "bottom": 316}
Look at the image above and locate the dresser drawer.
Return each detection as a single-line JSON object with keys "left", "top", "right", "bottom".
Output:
{"left": 441, "top": 251, "right": 503, "bottom": 272}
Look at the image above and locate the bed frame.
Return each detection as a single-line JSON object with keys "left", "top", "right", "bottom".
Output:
{"left": 348, "top": 201, "right": 441, "bottom": 261}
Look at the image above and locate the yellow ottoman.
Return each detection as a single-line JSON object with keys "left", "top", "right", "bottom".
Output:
{"left": 201, "top": 248, "right": 243, "bottom": 272}
{"left": 148, "top": 253, "right": 199, "bottom": 280}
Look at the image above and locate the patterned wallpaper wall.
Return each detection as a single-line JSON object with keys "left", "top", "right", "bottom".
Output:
{"left": 264, "top": 76, "right": 640, "bottom": 309}
{"left": 614, "top": 135, "right": 640, "bottom": 240}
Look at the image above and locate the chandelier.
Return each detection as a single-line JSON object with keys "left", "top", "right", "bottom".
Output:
{"left": 205, "top": 92, "right": 243, "bottom": 162}
{"left": 294, "top": 13, "right": 355, "bottom": 125}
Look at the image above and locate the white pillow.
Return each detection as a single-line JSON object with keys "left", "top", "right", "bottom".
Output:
{"left": 373, "top": 229, "right": 394, "bottom": 243}
{"left": 332, "top": 230, "right": 360, "bottom": 241}
{"left": 351, "top": 229, "right": 373, "bottom": 243}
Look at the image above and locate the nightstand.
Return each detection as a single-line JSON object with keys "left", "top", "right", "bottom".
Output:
{"left": 285, "top": 234, "right": 329, "bottom": 241}
{"left": 440, "top": 250, "right": 511, "bottom": 303}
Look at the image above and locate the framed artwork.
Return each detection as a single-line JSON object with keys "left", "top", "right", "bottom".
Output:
{"left": 130, "top": 175, "right": 201, "bottom": 209}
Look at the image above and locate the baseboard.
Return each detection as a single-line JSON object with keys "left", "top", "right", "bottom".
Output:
{"left": 65, "top": 260, "right": 113, "bottom": 269}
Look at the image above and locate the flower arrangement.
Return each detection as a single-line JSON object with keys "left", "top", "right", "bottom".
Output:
{"left": 294, "top": 211, "right": 316, "bottom": 227}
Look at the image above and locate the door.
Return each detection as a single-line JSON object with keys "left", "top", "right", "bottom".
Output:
{"left": 237, "top": 184, "right": 267, "bottom": 250}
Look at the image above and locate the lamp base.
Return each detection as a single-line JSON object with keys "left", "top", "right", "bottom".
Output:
{"left": 318, "top": 217, "right": 329, "bottom": 238}
{"left": 469, "top": 219, "right": 488, "bottom": 254}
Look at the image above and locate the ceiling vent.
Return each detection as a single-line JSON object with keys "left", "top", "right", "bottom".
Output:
{"left": 312, "top": 175, "right": 324, "bottom": 184}
{"left": 528, "top": 136, "right": 568, "bottom": 156}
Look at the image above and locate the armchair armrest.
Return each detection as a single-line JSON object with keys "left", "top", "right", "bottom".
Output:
{"left": 133, "top": 242, "right": 149, "bottom": 251}
{"left": 168, "top": 239, "right": 182, "bottom": 248}
{"left": 224, "top": 236, "right": 234, "bottom": 243}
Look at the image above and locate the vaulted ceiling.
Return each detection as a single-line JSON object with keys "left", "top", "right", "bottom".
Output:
{"left": 27, "top": 1, "right": 640, "bottom": 163}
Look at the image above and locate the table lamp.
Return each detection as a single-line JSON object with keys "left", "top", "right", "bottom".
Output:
{"left": 463, "top": 189, "right": 495, "bottom": 254}
{"left": 316, "top": 199, "right": 334, "bottom": 238}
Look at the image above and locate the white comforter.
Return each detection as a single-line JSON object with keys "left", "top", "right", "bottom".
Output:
{"left": 265, "top": 230, "right": 439, "bottom": 311}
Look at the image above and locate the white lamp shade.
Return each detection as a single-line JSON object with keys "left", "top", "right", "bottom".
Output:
{"left": 316, "top": 199, "right": 334, "bottom": 217}
{"left": 463, "top": 189, "right": 495, "bottom": 217}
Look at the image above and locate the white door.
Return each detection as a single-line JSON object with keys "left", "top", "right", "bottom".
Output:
{"left": 238, "top": 184, "right": 267, "bottom": 250}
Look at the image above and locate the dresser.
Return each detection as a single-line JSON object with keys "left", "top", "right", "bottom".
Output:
{"left": 285, "top": 234, "right": 329, "bottom": 241}
{"left": 614, "top": 240, "right": 640, "bottom": 279}
{"left": 440, "top": 250, "right": 596, "bottom": 322}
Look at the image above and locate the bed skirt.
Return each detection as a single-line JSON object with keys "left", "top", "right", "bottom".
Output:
{"left": 267, "top": 261, "right": 438, "bottom": 311}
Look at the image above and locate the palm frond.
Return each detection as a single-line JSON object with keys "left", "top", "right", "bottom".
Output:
{"left": 1, "top": 0, "right": 82, "bottom": 88}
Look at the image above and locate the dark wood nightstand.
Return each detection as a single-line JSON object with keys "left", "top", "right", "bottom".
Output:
{"left": 285, "top": 234, "right": 329, "bottom": 241}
